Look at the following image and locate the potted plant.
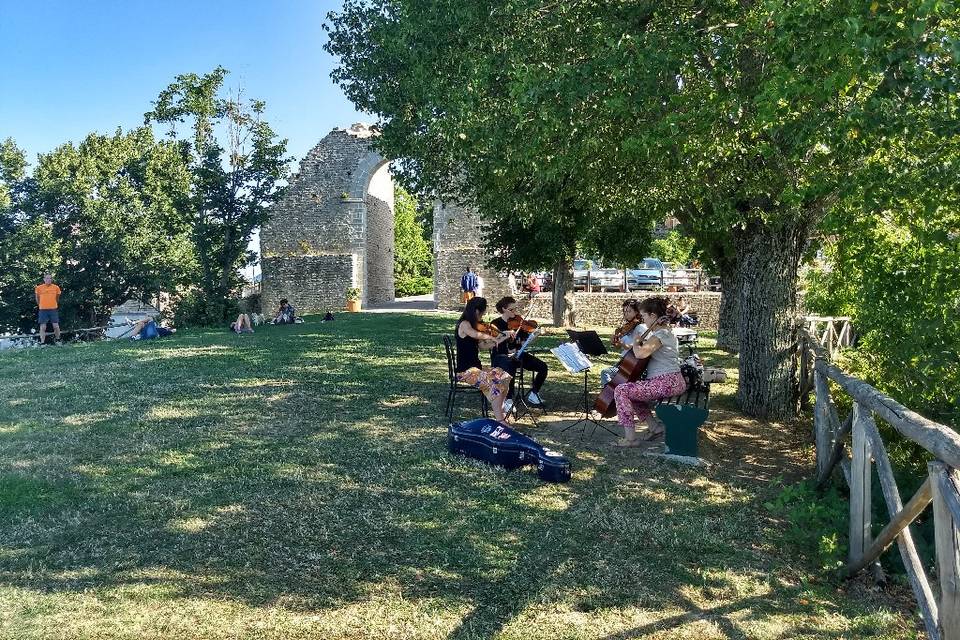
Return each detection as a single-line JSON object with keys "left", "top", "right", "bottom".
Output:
{"left": 345, "top": 287, "right": 362, "bottom": 312}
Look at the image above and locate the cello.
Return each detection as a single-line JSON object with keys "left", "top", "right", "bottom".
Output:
{"left": 593, "top": 316, "right": 668, "bottom": 418}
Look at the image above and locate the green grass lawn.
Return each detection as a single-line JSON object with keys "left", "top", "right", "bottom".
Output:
{"left": 0, "top": 313, "right": 919, "bottom": 639}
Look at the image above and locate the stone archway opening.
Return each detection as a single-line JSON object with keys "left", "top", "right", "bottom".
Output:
{"left": 356, "top": 159, "right": 395, "bottom": 307}
{"left": 260, "top": 123, "right": 509, "bottom": 316}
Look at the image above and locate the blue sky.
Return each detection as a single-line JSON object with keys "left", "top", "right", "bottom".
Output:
{"left": 0, "top": 0, "right": 366, "bottom": 166}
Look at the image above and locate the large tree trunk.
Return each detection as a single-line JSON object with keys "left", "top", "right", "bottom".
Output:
{"left": 734, "top": 220, "right": 809, "bottom": 419}
{"left": 716, "top": 258, "right": 741, "bottom": 352}
{"left": 552, "top": 258, "right": 575, "bottom": 327}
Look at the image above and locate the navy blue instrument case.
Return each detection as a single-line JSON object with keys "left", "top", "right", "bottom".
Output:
{"left": 448, "top": 418, "right": 571, "bottom": 483}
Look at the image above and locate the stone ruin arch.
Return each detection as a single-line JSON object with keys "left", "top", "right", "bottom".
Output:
{"left": 261, "top": 123, "right": 395, "bottom": 314}
{"left": 261, "top": 123, "right": 511, "bottom": 315}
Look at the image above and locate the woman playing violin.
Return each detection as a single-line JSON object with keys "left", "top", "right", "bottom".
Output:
{"left": 456, "top": 297, "right": 516, "bottom": 422}
{"left": 490, "top": 296, "right": 549, "bottom": 414}
{"left": 600, "top": 299, "right": 647, "bottom": 387}
{"left": 613, "top": 296, "right": 688, "bottom": 446}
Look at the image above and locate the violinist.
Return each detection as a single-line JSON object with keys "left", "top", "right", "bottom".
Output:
{"left": 600, "top": 299, "right": 647, "bottom": 388}
{"left": 490, "top": 296, "right": 549, "bottom": 414}
{"left": 456, "top": 297, "right": 516, "bottom": 422}
{"left": 613, "top": 296, "right": 688, "bottom": 447}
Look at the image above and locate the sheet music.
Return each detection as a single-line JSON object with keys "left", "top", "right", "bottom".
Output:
{"left": 514, "top": 328, "right": 540, "bottom": 359}
{"left": 550, "top": 341, "right": 592, "bottom": 374}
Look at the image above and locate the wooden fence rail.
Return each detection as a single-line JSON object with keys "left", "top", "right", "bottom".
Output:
{"left": 799, "top": 322, "right": 960, "bottom": 639}
{"left": 805, "top": 315, "right": 855, "bottom": 359}
{"left": 0, "top": 324, "right": 112, "bottom": 344}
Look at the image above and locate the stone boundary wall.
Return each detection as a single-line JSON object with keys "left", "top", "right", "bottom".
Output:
{"left": 261, "top": 254, "right": 356, "bottom": 314}
{"left": 523, "top": 292, "right": 723, "bottom": 330}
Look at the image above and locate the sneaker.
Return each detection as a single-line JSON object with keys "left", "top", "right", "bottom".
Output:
{"left": 527, "top": 391, "right": 544, "bottom": 406}
{"left": 503, "top": 399, "right": 514, "bottom": 415}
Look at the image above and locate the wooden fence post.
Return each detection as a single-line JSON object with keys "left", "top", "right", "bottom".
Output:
{"left": 850, "top": 401, "right": 873, "bottom": 561}
{"left": 799, "top": 338, "right": 811, "bottom": 409}
{"left": 814, "top": 367, "right": 832, "bottom": 478}
{"left": 930, "top": 462, "right": 960, "bottom": 639}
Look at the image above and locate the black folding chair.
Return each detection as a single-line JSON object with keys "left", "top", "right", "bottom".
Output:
{"left": 443, "top": 335, "right": 488, "bottom": 420}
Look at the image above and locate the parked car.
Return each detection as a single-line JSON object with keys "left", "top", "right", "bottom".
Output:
{"left": 592, "top": 266, "right": 628, "bottom": 291}
{"left": 628, "top": 258, "right": 665, "bottom": 290}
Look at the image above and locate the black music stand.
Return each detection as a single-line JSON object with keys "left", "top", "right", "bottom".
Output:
{"left": 509, "top": 357, "right": 545, "bottom": 427}
{"left": 566, "top": 329, "right": 608, "bottom": 357}
{"left": 553, "top": 338, "right": 617, "bottom": 439}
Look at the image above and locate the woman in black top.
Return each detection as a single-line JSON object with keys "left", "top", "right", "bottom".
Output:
{"left": 491, "top": 296, "right": 548, "bottom": 410}
{"left": 456, "top": 297, "right": 515, "bottom": 422}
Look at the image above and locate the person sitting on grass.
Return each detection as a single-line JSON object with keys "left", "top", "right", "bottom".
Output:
{"left": 613, "top": 296, "right": 688, "bottom": 447}
{"left": 230, "top": 313, "right": 254, "bottom": 334}
{"left": 273, "top": 299, "right": 296, "bottom": 325}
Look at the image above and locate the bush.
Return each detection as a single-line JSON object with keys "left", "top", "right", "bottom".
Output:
{"left": 802, "top": 215, "right": 960, "bottom": 431}
{"left": 172, "top": 292, "right": 238, "bottom": 328}
{"left": 239, "top": 293, "right": 261, "bottom": 315}
{"left": 395, "top": 275, "right": 433, "bottom": 298}
{"left": 765, "top": 479, "right": 848, "bottom": 573}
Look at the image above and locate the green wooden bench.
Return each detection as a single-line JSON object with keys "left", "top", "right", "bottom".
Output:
{"left": 655, "top": 384, "right": 711, "bottom": 458}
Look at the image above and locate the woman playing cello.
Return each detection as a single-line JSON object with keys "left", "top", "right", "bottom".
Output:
{"left": 600, "top": 298, "right": 647, "bottom": 388}
{"left": 613, "top": 296, "right": 688, "bottom": 446}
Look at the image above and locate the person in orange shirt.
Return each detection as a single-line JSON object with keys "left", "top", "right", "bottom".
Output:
{"left": 34, "top": 273, "right": 62, "bottom": 345}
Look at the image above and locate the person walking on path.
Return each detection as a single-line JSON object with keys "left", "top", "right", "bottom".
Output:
{"left": 460, "top": 266, "right": 479, "bottom": 304}
{"left": 35, "top": 273, "right": 62, "bottom": 345}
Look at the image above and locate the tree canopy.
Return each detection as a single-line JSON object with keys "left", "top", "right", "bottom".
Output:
{"left": 145, "top": 67, "right": 291, "bottom": 323}
{"left": 0, "top": 130, "right": 194, "bottom": 330}
{"left": 326, "top": 0, "right": 959, "bottom": 418}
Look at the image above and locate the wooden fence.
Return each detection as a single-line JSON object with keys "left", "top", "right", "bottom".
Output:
{"left": 804, "top": 315, "right": 855, "bottom": 359}
{"left": 0, "top": 324, "right": 113, "bottom": 345}
{"left": 798, "top": 323, "right": 960, "bottom": 639}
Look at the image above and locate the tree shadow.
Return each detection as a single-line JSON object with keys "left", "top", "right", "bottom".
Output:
{"left": 0, "top": 314, "right": 910, "bottom": 637}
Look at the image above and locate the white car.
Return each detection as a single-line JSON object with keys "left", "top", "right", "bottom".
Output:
{"left": 573, "top": 259, "right": 626, "bottom": 291}
{"left": 573, "top": 259, "right": 592, "bottom": 290}
{"left": 591, "top": 267, "right": 627, "bottom": 292}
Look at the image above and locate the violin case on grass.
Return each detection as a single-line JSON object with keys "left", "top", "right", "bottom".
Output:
{"left": 448, "top": 418, "right": 572, "bottom": 483}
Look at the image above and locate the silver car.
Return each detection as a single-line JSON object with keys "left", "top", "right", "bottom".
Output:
{"left": 591, "top": 266, "right": 627, "bottom": 292}
{"left": 628, "top": 258, "right": 665, "bottom": 290}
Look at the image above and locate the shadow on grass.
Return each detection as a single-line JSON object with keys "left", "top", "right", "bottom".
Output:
{"left": 0, "top": 313, "right": 909, "bottom": 638}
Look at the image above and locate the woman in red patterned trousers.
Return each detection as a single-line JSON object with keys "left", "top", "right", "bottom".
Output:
{"left": 614, "top": 297, "right": 688, "bottom": 446}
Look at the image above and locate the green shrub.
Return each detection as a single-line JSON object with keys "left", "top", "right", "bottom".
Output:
{"left": 173, "top": 292, "right": 238, "bottom": 328}
{"left": 395, "top": 275, "right": 433, "bottom": 297}
{"left": 765, "top": 479, "right": 848, "bottom": 573}
{"left": 240, "top": 293, "right": 262, "bottom": 315}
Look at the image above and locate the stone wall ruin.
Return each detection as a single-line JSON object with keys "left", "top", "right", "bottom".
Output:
{"left": 261, "top": 123, "right": 512, "bottom": 315}
{"left": 260, "top": 124, "right": 395, "bottom": 315}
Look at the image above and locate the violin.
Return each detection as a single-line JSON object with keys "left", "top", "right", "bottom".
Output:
{"left": 613, "top": 318, "right": 641, "bottom": 343}
{"left": 476, "top": 321, "right": 502, "bottom": 339}
{"left": 507, "top": 315, "right": 539, "bottom": 334}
